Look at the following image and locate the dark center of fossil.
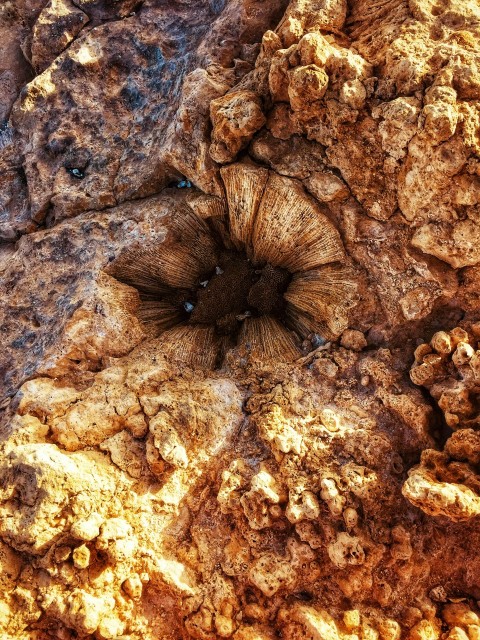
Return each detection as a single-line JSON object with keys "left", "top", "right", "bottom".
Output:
{"left": 172, "top": 250, "right": 291, "bottom": 336}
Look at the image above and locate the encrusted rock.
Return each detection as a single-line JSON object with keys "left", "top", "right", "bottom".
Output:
{"left": 406, "top": 327, "right": 480, "bottom": 521}
{"left": 210, "top": 90, "right": 267, "bottom": 163}
{"left": 1, "top": 0, "right": 480, "bottom": 638}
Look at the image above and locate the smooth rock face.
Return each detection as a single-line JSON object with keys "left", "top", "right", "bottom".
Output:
{"left": 1, "top": 0, "right": 480, "bottom": 638}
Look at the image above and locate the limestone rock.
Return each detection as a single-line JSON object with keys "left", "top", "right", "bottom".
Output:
{"left": 210, "top": 90, "right": 267, "bottom": 163}
{"left": 0, "top": 3, "right": 33, "bottom": 124}
{"left": 0, "top": 443, "right": 119, "bottom": 555}
{"left": 405, "top": 327, "right": 480, "bottom": 522}
{"left": 7, "top": 0, "right": 286, "bottom": 231}
{"left": 30, "top": 0, "right": 89, "bottom": 73}
{"left": 1, "top": 0, "right": 480, "bottom": 638}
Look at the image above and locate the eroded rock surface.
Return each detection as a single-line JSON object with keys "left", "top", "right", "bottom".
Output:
{"left": 1, "top": 0, "right": 480, "bottom": 638}
{"left": 404, "top": 326, "right": 480, "bottom": 522}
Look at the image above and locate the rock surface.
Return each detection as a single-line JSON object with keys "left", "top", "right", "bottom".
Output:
{"left": 1, "top": 0, "right": 480, "bottom": 638}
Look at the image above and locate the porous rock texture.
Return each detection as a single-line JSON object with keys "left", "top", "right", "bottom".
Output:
{"left": 1, "top": 0, "right": 480, "bottom": 638}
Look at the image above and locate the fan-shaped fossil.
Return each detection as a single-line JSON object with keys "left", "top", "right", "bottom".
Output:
{"left": 108, "top": 163, "right": 358, "bottom": 369}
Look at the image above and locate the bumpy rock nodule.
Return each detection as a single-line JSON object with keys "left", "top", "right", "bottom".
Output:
{"left": 1, "top": 0, "right": 480, "bottom": 638}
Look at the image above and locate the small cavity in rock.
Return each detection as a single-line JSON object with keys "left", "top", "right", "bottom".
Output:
{"left": 189, "top": 251, "right": 291, "bottom": 335}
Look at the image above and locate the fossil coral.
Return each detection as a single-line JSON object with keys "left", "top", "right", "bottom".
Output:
{"left": 111, "top": 205, "right": 218, "bottom": 291}
{"left": 238, "top": 315, "right": 301, "bottom": 361}
{"left": 149, "top": 325, "right": 222, "bottom": 370}
{"left": 109, "top": 162, "right": 358, "bottom": 368}
{"left": 285, "top": 264, "right": 358, "bottom": 336}
{"left": 249, "top": 171, "right": 345, "bottom": 271}
{"left": 220, "top": 163, "right": 269, "bottom": 252}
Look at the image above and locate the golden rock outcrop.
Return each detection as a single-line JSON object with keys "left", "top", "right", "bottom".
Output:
{"left": 1, "top": 0, "right": 480, "bottom": 638}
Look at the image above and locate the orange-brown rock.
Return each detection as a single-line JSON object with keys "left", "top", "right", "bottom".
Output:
{"left": 210, "top": 90, "right": 267, "bottom": 163}
{"left": 1, "top": 0, "right": 480, "bottom": 638}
